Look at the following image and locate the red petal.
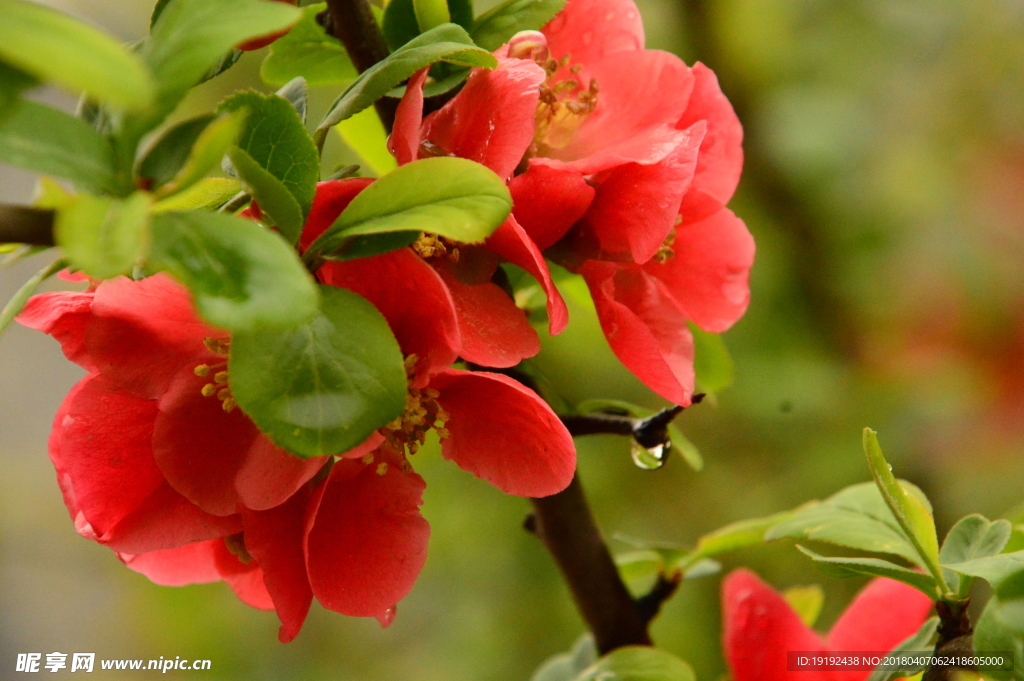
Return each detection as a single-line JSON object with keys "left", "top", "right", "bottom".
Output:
{"left": 722, "top": 569, "right": 830, "bottom": 681}
{"left": 54, "top": 374, "right": 239, "bottom": 553}
{"left": 509, "top": 163, "right": 594, "bottom": 250}
{"left": 305, "top": 449, "right": 430, "bottom": 618}
{"left": 319, "top": 248, "right": 460, "bottom": 386}
{"left": 540, "top": 50, "right": 693, "bottom": 173}
{"left": 17, "top": 291, "right": 96, "bottom": 371}
{"left": 678, "top": 63, "right": 744, "bottom": 222}
{"left": 421, "top": 58, "right": 546, "bottom": 180}
{"left": 542, "top": 0, "right": 645, "bottom": 63}
{"left": 436, "top": 262, "right": 540, "bottom": 367}
{"left": 48, "top": 377, "right": 88, "bottom": 522}
{"left": 432, "top": 369, "right": 576, "bottom": 497}
{"left": 241, "top": 488, "right": 315, "bottom": 642}
{"left": 120, "top": 540, "right": 224, "bottom": 586}
{"left": 644, "top": 207, "right": 754, "bottom": 333}
{"left": 299, "top": 178, "right": 376, "bottom": 251}
{"left": 391, "top": 68, "right": 428, "bottom": 166}
{"left": 212, "top": 540, "right": 275, "bottom": 610}
{"left": 581, "top": 261, "right": 694, "bottom": 405}
{"left": 152, "top": 367, "right": 326, "bottom": 516}
{"left": 826, "top": 578, "right": 933, "bottom": 679}
{"left": 486, "top": 216, "right": 569, "bottom": 335}
{"left": 585, "top": 123, "right": 705, "bottom": 263}
{"left": 86, "top": 275, "right": 221, "bottom": 399}
{"left": 340, "top": 431, "right": 386, "bottom": 460}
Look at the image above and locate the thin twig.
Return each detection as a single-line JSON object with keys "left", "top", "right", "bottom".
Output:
{"left": 321, "top": 0, "right": 397, "bottom": 131}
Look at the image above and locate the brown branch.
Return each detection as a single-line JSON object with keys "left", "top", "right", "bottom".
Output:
{"left": 530, "top": 476, "right": 653, "bottom": 654}
{"left": 321, "top": 0, "right": 397, "bottom": 131}
{"left": 923, "top": 600, "right": 974, "bottom": 681}
{"left": 0, "top": 205, "right": 55, "bottom": 246}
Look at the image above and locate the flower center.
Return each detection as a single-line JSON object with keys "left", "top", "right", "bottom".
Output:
{"left": 381, "top": 354, "right": 451, "bottom": 456}
{"left": 195, "top": 337, "right": 236, "bottom": 412}
{"left": 653, "top": 222, "right": 680, "bottom": 264}
{"left": 412, "top": 233, "right": 460, "bottom": 262}
{"left": 509, "top": 31, "right": 599, "bottom": 156}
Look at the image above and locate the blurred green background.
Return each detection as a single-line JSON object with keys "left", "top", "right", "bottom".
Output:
{"left": 3, "top": 0, "right": 1024, "bottom": 678}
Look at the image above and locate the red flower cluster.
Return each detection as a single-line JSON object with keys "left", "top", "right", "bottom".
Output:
{"left": 722, "top": 569, "right": 933, "bottom": 681}
{"left": 390, "top": 0, "right": 755, "bottom": 405}
{"left": 18, "top": 186, "right": 575, "bottom": 640}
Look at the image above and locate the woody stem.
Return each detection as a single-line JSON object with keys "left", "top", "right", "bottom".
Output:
{"left": 322, "top": 0, "right": 397, "bottom": 132}
{"left": 0, "top": 204, "right": 55, "bottom": 246}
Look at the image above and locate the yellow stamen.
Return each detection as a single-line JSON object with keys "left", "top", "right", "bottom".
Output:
{"left": 376, "top": 462, "right": 388, "bottom": 476}
{"left": 214, "top": 371, "right": 229, "bottom": 384}
{"left": 201, "top": 383, "right": 217, "bottom": 397}
{"left": 361, "top": 453, "right": 375, "bottom": 465}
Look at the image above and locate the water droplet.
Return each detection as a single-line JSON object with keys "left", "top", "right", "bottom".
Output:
{"left": 376, "top": 605, "right": 397, "bottom": 628}
{"left": 631, "top": 440, "right": 669, "bottom": 470}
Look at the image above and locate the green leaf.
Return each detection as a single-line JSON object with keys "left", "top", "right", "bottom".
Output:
{"left": 261, "top": 4, "right": 357, "bottom": 87}
{"left": 414, "top": 0, "right": 451, "bottom": 32}
{"left": 0, "top": 257, "right": 67, "bottom": 339}
{"left": 230, "top": 285, "right": 407, "bottom": 458}
{"left": 471, "top": 0, "right": 566, "bottom": 51}
{"left": 138, "top": 115, "right": 217, "bottom": 189}
{"left": 678, "top": 508, "right": 800, "bottom": 570}
{"left": 0, "top": 0, "right": 154, "bottom": 110}
{"left": 305, "top": 157, "right": 511, "bottom": 262}
{"left": 616, "top": 550, "right": 666, "bottom": 590}
{"left": 153, "top": 178, "right": 241, "bottom": 213}
{"left": 0, "top": 100, "right": 114, "bottom": 193}
{"left": 218, "top": 90, "right": 320, "bottom": 219}
{"left": 795, "top": 546, "right": 938, "bottom": 597}
{"left": 139, "top": 0, "right": 301, "bottom": 130}
{"left": 316, "top": 23, "right": 497, "bottom": 137}
{"left": 975, "top": 597, "right": 1024, "bottom": 681}
{"left": 666, "top": 423, "right": 702, "bottom": 471}
{"left": 0, "top": 60, "right": 37, "bottom": 123}
{"left": 226, "top": 146, "right": 305, "bottom": 244}
{"left": 530, "top": 635, "right": 597, "bottom": 681}
{"left": 336, "top": 107, "right": 398, "bottom": 176}
{"left": 575, "top": 647, "right": 695, "bottom": 681}
{"left": 864, "top": 617, "right": 939, "bottom": 681}
{"left": 690, "top": 324, "right": 734, "bottom": 396}
{"left": 383, "top": 0, "right": 474, "bottom": 51}
{"left": 766, "top": 482, "right": 932, "bottom": 567}
{"left": 782, "top": 585, "right": 824, "bottom": 628}
{"left": 940, "top": 515, "right": 1013, "bottom": 598}
{"left": 863, "top": 428, "right": 944, "bottom": 589}
{"left": 942, "top": 551, "right": 1024, "bottom": 592}
{"left": 155, "top": 110, "right": 248, "bottom": 197}
{"left": 149, "top": 211, "right": 318, "bottom": 330}
{"left": 55, "top": 192, "right": 151, "bottom": 280}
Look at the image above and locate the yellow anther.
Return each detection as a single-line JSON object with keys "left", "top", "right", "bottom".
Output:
{"left": 201, "top": 383, "right": 217, "bottom": 397}
{"left": 361, "top": 453, "right": 375, "bottom": 465}
{"left": 376, "top": 462, "right": 388, "bottom": 476}
{"left": 194, "top": 365, "right": 211, "bottom": 377}
{"left": 437, "top": 428, "right": 451, "bottom": 439}
{"left": 214, "top": 371, "right": 229, "bottom": 384}
{"left": 217, "top": 388, "right": 231, "bottom": 400}
{"left": 408, "top": 442, "right": 419, "bottom": 455}
{"left": 222, "top": 397, "right": 236, "bottom": 412}
{"left": 203, "top": 337, "right": 231, "bottom": 356}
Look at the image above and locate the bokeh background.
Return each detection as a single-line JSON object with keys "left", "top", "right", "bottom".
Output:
{"left": 3, "top": 0, "right": 1024, "bottom": 678}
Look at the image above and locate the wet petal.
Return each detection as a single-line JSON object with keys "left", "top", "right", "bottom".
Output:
{"left": 677, "top": 63, "right": 744, "bottom": 222}
{"left": 432, "top": 368, "right": 576, "bottom": 497}
{"left": 486, "top": 216, "right": 569, "bottom": 334}
{"left": 644, "top": 207, "right": 754, "bottom": 333}
{"left": 17, "top": 291, "right": 96, "bottom": 371}
{"left": 585, "top": 123, "right": 704, "bottom": 263}
{"left": 421, "top": 58, "right": 546, "bottom": 180}
{"left": 242, "top": 488, "right": 315, "bottom": 642}
{"left": 581, "top": 261, "right": 694, "bottom": 405}
{"left": 86, "top": 275, "right": 221, "bottom": 399}
{"left": 722, "top": 569, "right": 830, "bottom": 681}
{"left": 305, "top": 450, "right": 430, "bottom": 619}
{"left": 153, "top": 367, "right": 326, "bottom": 516}
{"left": 391, "top": 68, "right": 428, "bottom": 166}
{"left": 299, "top": 178, "right": 376, "bottom": 251}
{"left": 436, "top": 262, "right": 540, "bottom": 367}
{"left": 509, "top": 163, "right": 594, "bottom": 250}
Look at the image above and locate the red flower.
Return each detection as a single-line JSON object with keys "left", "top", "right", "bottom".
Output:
{"left": 391, "top": 0, "right": 755, "bottom": 405}
{"left": 722, "top": 569, "right": 934, "bottom": 681}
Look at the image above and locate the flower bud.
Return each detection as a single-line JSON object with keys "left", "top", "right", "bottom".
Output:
{"left": 508, "top": 30, "right": 549, "bottom": 62}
